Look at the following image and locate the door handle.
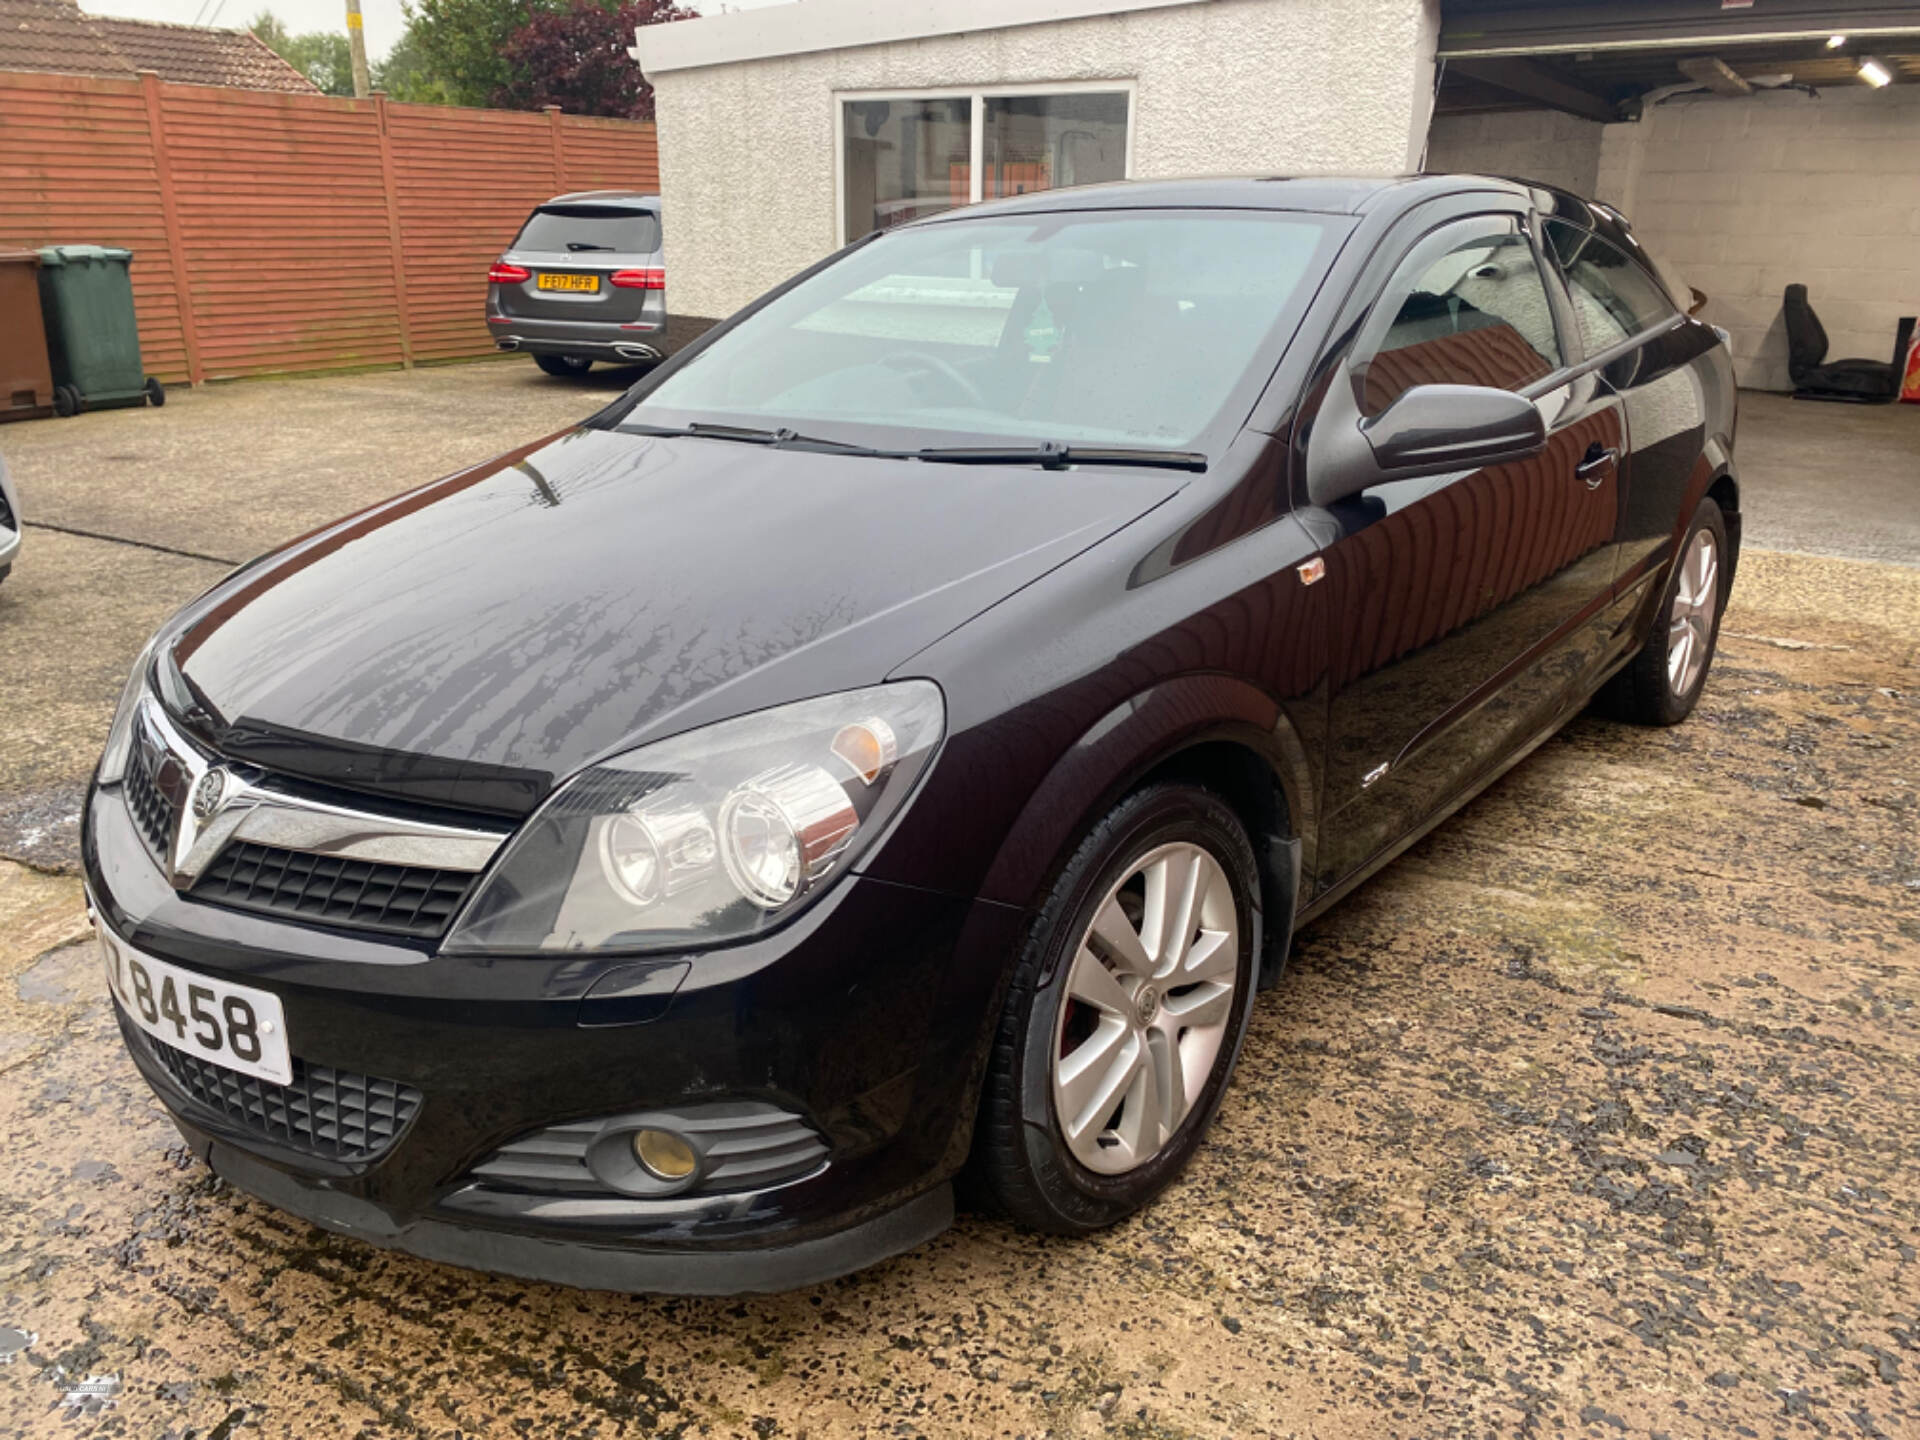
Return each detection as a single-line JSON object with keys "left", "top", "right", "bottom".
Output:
{"left": 1575, "top": 444, "right": 1619, "bottom": 489}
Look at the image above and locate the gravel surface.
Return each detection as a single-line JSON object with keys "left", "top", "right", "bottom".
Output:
{"left": 0, "top": 549, "right": 1914, "bottom": 1438}
{"left": 0, "top": 365, "right": 1914, "bottom": 1436}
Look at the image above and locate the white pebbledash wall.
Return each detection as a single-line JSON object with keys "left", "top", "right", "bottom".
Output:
{"left": 1429, "top": 87, "right": 1920, "bottom": 392}
{"left": 641, "top": 0, "right": 1442, "bottom": 323}
{"left": 1596, "top": 86, "right": 1920, "bottom": 392}
{"left": 1423, "top": 110, "right": 1604, "bottom": 198}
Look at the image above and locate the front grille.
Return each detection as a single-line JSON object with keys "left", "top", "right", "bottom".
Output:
{"left": 125, "top": 740, "right": 175, "bottom": 859}
{"left": 138, "top": 1030, "right": 422, "bottom": 1162}
{"left": 0, "top": 486, "right": 15, "bottom": 531}
{"left": 191, "top": 841, "right": 476, "bottom": 939}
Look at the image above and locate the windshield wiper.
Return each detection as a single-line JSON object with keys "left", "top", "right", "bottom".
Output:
{"left": 618, "top": 425, "right": 1206, "bottom": 471}
{"left": 566, "top": 242, "right": 614, "bottom": 251}
{"left": 906, "top": 442, "right": 1208, "bottom": 472}
{"left": 620, "top": 421, "right": 887, "bottom": 455}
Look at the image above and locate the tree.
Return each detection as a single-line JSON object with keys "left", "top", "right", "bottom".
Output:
{"left": 372, "top": 26, "right": 454, "bottom": 105}
{"left": 404, "top": 0, "right": 560, "bottom": 109}
{"left": 492, "top": 0, "right": 693, "bottom": 119}
{"left": 249, "top": 10, "right": 356, "bottom": 97}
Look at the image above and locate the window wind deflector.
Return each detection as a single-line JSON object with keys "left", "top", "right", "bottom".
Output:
{"left": 908, "top": 443, "right": 1208, "bottom": 472}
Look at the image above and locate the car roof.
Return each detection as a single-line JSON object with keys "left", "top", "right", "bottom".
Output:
{"left": 937, "top": 173, "right": 1603, "bottom": 225}
{"left": 539, "top": 190, "right": 660, "bottom": 209}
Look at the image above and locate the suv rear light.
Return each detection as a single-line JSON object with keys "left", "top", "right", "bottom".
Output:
{"left": 610, "top": 268, "right": 666, "bottom": 290}
{"left": 488, "top": 262, "right": 531, "bottom": 284}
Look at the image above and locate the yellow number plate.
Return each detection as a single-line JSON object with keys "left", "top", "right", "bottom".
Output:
{"left": 537, "top": 273, "right": 600, "bottom": 293}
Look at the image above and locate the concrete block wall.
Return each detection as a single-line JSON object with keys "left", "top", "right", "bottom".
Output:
{"left": 1596, "top": 87, "right": 1920, "bottom": 391}
{"left": 1424, "top": 109, "right": 1604, "bottom": 196}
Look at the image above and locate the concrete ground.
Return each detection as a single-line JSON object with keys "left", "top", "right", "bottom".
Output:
{"left": 0, "top": 364, "right": 1915, "bottom": 1437}
{"left": 1733, "top": 393, "right": 1920, "bottom": 568}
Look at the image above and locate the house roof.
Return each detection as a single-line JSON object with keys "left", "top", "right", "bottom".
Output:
{"left": 0, "top": 0, "right": 133, "bottom": 76}
{"left": 0, "top": 0, "right": 321, "bottom": 92}
{"left": 94, "top": 16, "right": 321, "bottom": 92}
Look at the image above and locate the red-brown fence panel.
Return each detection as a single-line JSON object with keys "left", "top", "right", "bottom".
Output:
{"left": 0, "top": 71, "right": 660, "bottom": 383}
{"left": 0, "top": 70, "right": 189, "bottom": 380}
{"left": 560, "top": 114, "right": 659, "bottom": 193}
{"left": 386, "top": 103, "right": 560, "bottom": 365}
{"left": 161, "top": 85, "right": 404, "bottom": 379}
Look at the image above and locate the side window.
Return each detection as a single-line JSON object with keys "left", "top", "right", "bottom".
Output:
{"left": 1357, "top": 223, "right": 1564, "bottom": 417}
{"left": 1544, "top": 219, "right": 1679, "bottom": 354}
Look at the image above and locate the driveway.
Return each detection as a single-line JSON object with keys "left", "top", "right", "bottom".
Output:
{"left": 1, "top": 366, "right": 1916, "bottom": 1438}
{"left": 0, "top": 361, "right": 643, "bottom": 870}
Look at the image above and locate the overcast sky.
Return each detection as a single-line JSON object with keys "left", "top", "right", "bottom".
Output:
{"left": 77, "top": 0, "right": 790, "bottom": 64}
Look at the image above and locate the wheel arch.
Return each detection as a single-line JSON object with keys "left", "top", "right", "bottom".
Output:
{"left": 1704, "top": 454, "right": 1741, "bottom": 587}
{"left": 976, "top": 674, "right": 1315, "bottom": 990}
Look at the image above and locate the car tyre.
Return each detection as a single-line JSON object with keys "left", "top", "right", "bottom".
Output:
{"left": 1596, "top": 500, "right": 1730, "bottom": 727}
{"left": 967, "top": 783, "right": 1259, "bottom": 1234}
{"left": 535, "top": 354, "right": 594, "bottom": 378}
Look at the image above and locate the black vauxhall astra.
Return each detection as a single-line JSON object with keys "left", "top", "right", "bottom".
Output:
{"left": 85, "top": 175, "right": 1740, "bottom": 1294}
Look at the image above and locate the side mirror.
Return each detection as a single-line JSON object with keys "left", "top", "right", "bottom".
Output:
{"left": 1362, "top": 383, "right": 1547, "bottom": 474}
{"left": 1306, "top": 381, "right": 1548, "bottom": 508}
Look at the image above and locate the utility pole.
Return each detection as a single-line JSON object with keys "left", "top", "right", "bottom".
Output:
{"left": 345, "top": 0, "right": 370, "bottom": 98}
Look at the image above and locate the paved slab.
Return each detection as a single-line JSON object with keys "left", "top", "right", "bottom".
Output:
{"left": 0, "top": 360, "right": 636, "bottom": 871}
{"left": 0, "top": 549, "right": 1915, "bottom": 1439}
{"left": 1734, "top": 392, "right": 1920, "bottom": 568}
{"left": 2, "top": 359, "right": 644, "bottom": 567}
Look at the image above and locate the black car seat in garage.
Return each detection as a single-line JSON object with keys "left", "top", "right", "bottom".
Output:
{"left": 1783, "top": 284, "right": 1915, "bottom": 403}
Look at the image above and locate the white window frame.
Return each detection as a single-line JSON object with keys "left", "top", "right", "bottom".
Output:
{"left": 832, "top": 80, "right": 1137, "bottom": 248}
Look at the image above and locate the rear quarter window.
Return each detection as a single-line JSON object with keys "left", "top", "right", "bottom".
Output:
{"left": 515, "top": 206, "right": 659, "bottom": 254}
{"left": 1545, "top": 220, "right": 1678, "bottom": 353}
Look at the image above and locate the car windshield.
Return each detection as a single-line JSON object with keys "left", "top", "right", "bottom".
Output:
{"left": 628, "top": 210, "right": 1341, "bottom": 452}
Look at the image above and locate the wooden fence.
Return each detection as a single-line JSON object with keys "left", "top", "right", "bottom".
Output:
{"left": 0, "top": 69, "right": 659, "bottom": 383}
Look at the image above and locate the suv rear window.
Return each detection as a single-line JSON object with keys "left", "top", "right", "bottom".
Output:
{"left": 514, "top": 205, "right": 659, "bottom": 254}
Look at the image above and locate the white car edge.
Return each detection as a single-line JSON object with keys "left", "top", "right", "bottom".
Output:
{"left": 0, "top": 453, "right": 20, "bottom": 583}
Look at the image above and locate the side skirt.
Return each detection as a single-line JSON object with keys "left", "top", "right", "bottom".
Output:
{"left": 1293, "top": 648, "right": 1636, "bottom": 932}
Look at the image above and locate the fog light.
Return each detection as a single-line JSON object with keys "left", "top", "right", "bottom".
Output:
{"left": 632, "top": 1127, "right": 697, "bottom": 1181}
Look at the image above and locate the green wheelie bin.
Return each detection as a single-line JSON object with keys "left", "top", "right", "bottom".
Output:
{"left": 36, "top": 246, "right": 165, "bottom": 416}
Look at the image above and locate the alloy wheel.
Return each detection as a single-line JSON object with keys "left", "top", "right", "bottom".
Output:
{"left": 1666, "top": 527, "right": 1720, "bottom": 698}
{"left": 1051, "top": 842, "right": 1240, "bottom": 1175}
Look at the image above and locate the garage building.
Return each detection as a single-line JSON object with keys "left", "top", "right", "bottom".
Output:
{"left": 634, "top": 0, "right": 1920, "bottom": 396}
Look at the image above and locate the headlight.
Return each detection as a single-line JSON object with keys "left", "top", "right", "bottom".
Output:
{"left": 96, "top": 634, "right": 162, "bottom": 786}
{"left": 442, "top": 682, "right": 944, "bottom": 954}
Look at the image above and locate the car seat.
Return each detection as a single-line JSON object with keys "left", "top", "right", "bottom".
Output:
{"left": 1783, "top": 284, "right": 1915, "bottom": 404}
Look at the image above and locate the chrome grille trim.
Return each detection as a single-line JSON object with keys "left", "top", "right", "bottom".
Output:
{"left": 125, "top": 697, "right": 507, "bottom": 887}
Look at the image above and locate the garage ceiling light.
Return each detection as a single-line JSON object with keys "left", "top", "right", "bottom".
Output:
{"left": 1858, "top": 56, "right": 1893, "bottom": 87}
{"left": 1826, "top": 34, "right": 1846, "bottom": 49}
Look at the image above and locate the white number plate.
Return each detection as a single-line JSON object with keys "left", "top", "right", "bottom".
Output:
{"left": 98, "top": 925, "right": 292, "bottom": 1085}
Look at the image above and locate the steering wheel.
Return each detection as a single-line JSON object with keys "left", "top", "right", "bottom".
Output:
{"left": 879, "top": 350, "right": 986, "bottom": 409}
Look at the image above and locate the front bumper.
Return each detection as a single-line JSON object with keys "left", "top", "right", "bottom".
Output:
{"left": 84, "top": 779, "right": 1021, "bottom": 1292}
{"left": 0, "top": 456, "right": 20, "bottom": 575}
{"left": 179, "top": 1120, "right": 953, "bottom": 1295}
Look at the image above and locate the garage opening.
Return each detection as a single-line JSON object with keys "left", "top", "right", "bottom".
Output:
{"left": 1426, "top": 1, "right": 1920, "bottom": 393}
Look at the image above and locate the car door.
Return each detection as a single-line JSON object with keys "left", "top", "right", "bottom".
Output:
{"left": 1300, "top": 209, "right": 1628, "bottom": 894}
{"left": 1542, "top": 219, "right": 1702, "bottom": 593}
